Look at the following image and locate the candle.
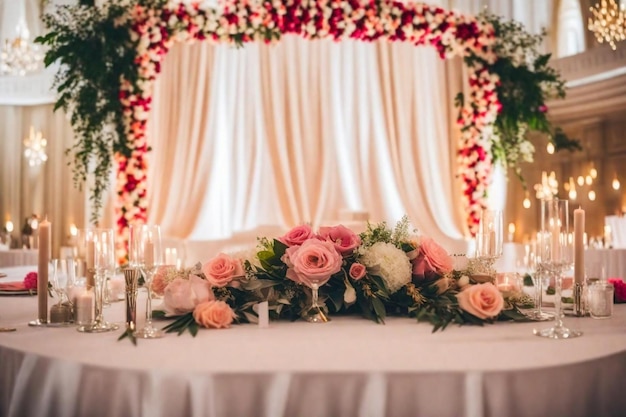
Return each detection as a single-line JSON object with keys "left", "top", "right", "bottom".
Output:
{"left": 70, "top": 224, "right": 78, "bottom": 237}
{"left": 508, "top": 222, "right": 516, "bottom": 242}
{"left": 86, "top": 239, "right": 95, "bottom": 288}
{"left": 165, "top": 247, "right": 177, "bottom": 266}
{"left": 5, "top": 221, "right": 13, "bottom": 233}
{"left": 37, "top": 219, "right": 50, "bottom": 323}
{"left": 604, "top": 225, "right": 612, "bottom": 248}
{"left": 574, "top": 208, "right": 585, "bottom": 285}
{"left": 75, "top": 289, "right": 94, "bottom": 325}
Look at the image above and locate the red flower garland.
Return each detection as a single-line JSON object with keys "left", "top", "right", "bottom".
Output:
{"left": 115, "top": 0, "right": 500, "bottom": 260}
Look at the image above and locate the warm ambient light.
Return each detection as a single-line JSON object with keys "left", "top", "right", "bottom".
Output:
{"left": 70, "top": 224, "right": 78, "bottom": 237}
{"left": 612, "top": 176, "right": 621, "bottom": 190}
{"left": 577, "top": 176, "right": 584, "bottom": 186}
{"left": 508, "top": 222, "right": 516, "bottom": 241}
{"left": 546, "top": 142, "right": 555, "bottom": 154}
{"left": 590, "top": 166, "right": 598, "bottom": 179}
{"left": 585, "top": 175, "right": 593, "bottom": 185}
{"left": 569, "top": 188, "right": 577, "bottom": 200}
{"left": 589, "top": 190, "right": 597, "bottom": 201}
{"left": 523, "top": 195, "right": 531, "bottom": 209}
{"left": 5, "top": 221, "right": 13, "bottom": 233}
{"left": 588, "top": 0, "right": 626, "bottom": 50}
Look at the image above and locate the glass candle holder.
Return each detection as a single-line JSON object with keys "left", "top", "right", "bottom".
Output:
{"left": 588, "top": 282, "right": 614, "bottom": 319}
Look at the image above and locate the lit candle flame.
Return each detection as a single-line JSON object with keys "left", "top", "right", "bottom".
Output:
{"left": 5, "top": 221, "right": 13, "bottom": 233}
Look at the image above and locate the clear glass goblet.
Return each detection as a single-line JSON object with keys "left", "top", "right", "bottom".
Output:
{"left": 302, "top": 276, "right": 331, "bottom": 323}
{"left": 130, "top": 224, "right": 164, "bottom": 338}
{"left": 474, "top": 209, "right": 503, "bottom": 280}
{"left": 533, "top": 199, "right": 582, "bottom": 339}
{"left": 78, "top": 228, "right": 119, "bottom": 333}
{"left": 49, "top": 258, "right": 76, "bottom": 325}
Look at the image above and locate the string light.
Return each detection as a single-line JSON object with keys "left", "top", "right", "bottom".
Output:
{"left": 589, "top": 190, "right": 597, "bottom": 201}
{"left": 523, "top": 192, "right": 531, "bottom": 209}
{"left": 577, "top": 176, "right": 585, "bottom": 186}
{"left": 613, "top": 175, "right": 621, "bottom": 190}
{"left": 546, "top": 142, "right": 555, "bottom": 154}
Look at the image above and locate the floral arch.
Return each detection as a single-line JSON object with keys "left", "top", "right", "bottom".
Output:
{"left": 114, "top": 0, "right": 499, "bottom": 257}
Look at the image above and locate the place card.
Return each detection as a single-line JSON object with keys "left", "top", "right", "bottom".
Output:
{"left": 257, "top": 301, "right": 269, "bottom": 328}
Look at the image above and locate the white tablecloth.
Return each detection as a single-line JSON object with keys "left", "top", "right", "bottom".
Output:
{"left": 0, "top": 250, "right": 38, "bottom": 267}
{"left": 585, "top": 248, "right": 626, "bottom": 280}
{"left": 1, "top": 266, "right": 626, "bottom": 417}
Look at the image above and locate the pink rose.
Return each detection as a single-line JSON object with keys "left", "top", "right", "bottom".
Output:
{"left": 413, "top": 237, "right": 453, "bottom": 278}
{"left": 278, "top": 224, "right": 315, "bottom": 247}
{"left": 318, "top": 225, "right": 361, "bottom": 255}
{"left": 201, "top": 253, "right": 244, "bottom": 287}
{"left": 608, "top": 278, "right": 626, "bottom": 303}
{"left": 457, "top": 283, "right": 504, "bottom": 319}
{"left": 23, "top": 272, "right": 37, "bottom": 290}
{"left": 193, "top": 300, "right": 236, "bottom": 329}
{"left": 151, "top": 265, "right": 174, "bottom": 296}
{"left": 349, "top": 263, "right": 366, "bottom": 280}
{"left": 282, "top": 239, "right": 342, "bottom": 286}
{"left": 162, "top": 275, "right": 214, "bottom": 316}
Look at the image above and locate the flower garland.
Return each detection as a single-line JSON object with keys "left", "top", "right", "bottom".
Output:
{"left": 148, "top": 219, "right": 530, "bottom": 336}
{"left": 114, "top": 0, "right": 500, "bottom": 260}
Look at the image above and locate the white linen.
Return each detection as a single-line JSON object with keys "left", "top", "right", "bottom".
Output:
{"left": 585, "top": 248, "right": 626, "bottom": 280}
{"left": 605, "top": 216, "right": 626, "bottom": 249}
{"left": 0, "top": 263, "right": 625, "bottom": 417}
{"left": 0, "top": 250, "right": 38, "bottom": 267}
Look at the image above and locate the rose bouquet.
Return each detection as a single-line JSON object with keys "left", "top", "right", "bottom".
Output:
{"left": 150, "top": 218, "right": 530, "bottom": 337}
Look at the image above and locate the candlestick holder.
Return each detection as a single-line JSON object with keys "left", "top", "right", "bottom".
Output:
{"left": 572, "top": 282, "right": 587, "bottom": 317}
{"left": 124, "top": 268, "right": 140, "bottom": 332}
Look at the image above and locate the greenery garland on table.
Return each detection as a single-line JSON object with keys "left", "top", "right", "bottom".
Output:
{"left": 132, "top": 218, "right": 532, "bottom": 340}
{"left": 36, "top": 0, "right": 578, "bottom": 249}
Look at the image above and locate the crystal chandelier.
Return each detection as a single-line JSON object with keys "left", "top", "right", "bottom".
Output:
{"left": 23, "top": 127, "right": 48, "bottom": 167}
{"left": 588, "top": 0, "right": 626, "bottom": 50}
{"left": 0, "top": 20, "right": 43, "bottom": 76}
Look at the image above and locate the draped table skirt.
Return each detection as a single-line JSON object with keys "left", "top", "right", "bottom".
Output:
{"left": 1, "top": 273, "right": 625, "bottom": 417}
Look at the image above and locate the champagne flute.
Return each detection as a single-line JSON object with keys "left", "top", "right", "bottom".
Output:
{"left": 78, "top": 228, "right": 119, "bottom": 333}
{"left": 534, "top": 199, "right": 582, "bottom": 339}
{"left": 474, "top": 209, "right": 503, "bottom": 280}
{"left": 49, "top": 259, "right": 76, "bottom": 325}
{"left": 524, "top": 239, "right": 553, "bottom": 321}
{"left": 130, "top": 224, "right": 164, "bottom": 338}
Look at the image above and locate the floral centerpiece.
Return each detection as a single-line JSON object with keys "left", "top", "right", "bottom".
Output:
{"left": 151, "top": 218, "right": 530, "bottom": 336}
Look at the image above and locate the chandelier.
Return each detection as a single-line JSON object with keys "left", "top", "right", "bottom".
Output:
{"left": 588, "top": 0, "right": 626, "bottom": 50}
{"left": 0, "top": 21, "right": 43, "bottom": 76}
{"left": 534, "top": 171, "right": 559, "bottom": 200}
{"left": 23, "top": 127, "right": 48, "bottom": 167}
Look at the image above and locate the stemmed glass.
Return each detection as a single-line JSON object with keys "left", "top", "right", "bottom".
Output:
{"left": 49, "top": 259, "right": 76, "bottom": 325}
{"left": 474, "top": 209, "right": 503, "bottom": 280}
{"left": 302, "top": 275, "right": 331, "bottom": 323}
{"left": 78, "top": 229, "right": 119, "bottom": 333}
{"left": 129, "top": 224, "right": 164, "bottom": 338}
{"left": 524, "top": 241, "right": 553, "bottom": 321}
{"left": 534, "top": 199, "right": 582, "bottom": 339}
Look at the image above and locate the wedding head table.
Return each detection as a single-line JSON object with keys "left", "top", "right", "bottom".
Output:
{"left": 1, "top": 266, "right": 626, "bottom": 417}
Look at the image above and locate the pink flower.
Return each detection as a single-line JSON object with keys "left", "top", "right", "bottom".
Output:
{"left": 349, "top": 263, "right": 366, "bottom": 280}
{"left": 413, "top": 237, "right": 453, "bottom": 278}
{"left": 162, "top": 275, "right": 214, "bottom": 316}
{"left": 201, "top": 253, "right": 244, "bottom": 287}
{"left": 318, "top": 224, "right": 361, "bottom": 255}
{"left": 23, "top": 272, "right": 37, "bottom": 290}
{"left": 608, "top": 278, "right": 626, "bottom": 303}
{"left": 278, "top": 224, "right": 315, "bottom": 247}
{"left": 151, "top": 265, "right": 174, "bottom": 296}
{"left": 457, "top": 283, "right": 504, "bottom": 319}
{"left": 282, "top": 239, "right": 343, "bottom": 286}
{"left": 193, "top": 300, "right": 236, "bottom": 329}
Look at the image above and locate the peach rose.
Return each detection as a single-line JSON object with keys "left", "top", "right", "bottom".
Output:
{"left": 278, "top": 224, "right": 315, "bottom": 247}
{"left": 349, "top": 263, "right": 366, "bottom": 280}
{"left": 202, "top": 253, "right": 244, "bottom": 288}
{"left": 319, "top": 225, "right": 361, "bottom": 255}
{"left": 413, "top": 237, "right": 453, "bottom": 278}
{"left": 193, "top": 300, "right": 235, "bottom": 329}
{"left": 162, "top": 275, "right": 214, "bottom": 316}
{"left": 457, "top": 283, "right": 504, "bottom": 319}
{"left": 282, "top": 239, "right": 342, "bottom": 286}
{"left": 151, "top": 265, "right": 174, "bottom": 296}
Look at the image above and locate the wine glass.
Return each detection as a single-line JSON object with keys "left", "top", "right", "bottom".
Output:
{"left": 533, "top": 199, "right": 582, "bottom": 339}
{"left": 301, "top": 275, "right": 332, "bottom": 323}
{"left": 474, "top": 209, "right": 503, "bottom": 280}
{"left": 129, "top": 224, "right": 164, "bottom": 338}
{"left": 78, "top": 228, "right": 119, "bottom": 333}
{"left": 49, "top": 259, "right": 77, "bottom": 325}
{"left": 524, "top": 240, "right": 553, "bottom": 321}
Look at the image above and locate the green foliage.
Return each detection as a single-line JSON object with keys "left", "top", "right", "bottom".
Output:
{"left": 36, "top": 2, "right": 139, "bottom": 222}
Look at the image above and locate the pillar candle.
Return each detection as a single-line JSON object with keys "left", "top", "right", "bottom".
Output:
{"left": 37, "top": 219, "right": 50, "bottom": 323}
{"left": 75, "top": 289, "right": 94, "bottom": 325}
{"left": 145, "top": 241, "right": 154, "bottom": 268}
{"left": 574, "top": 208, "right": 585, "bottom": 284}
